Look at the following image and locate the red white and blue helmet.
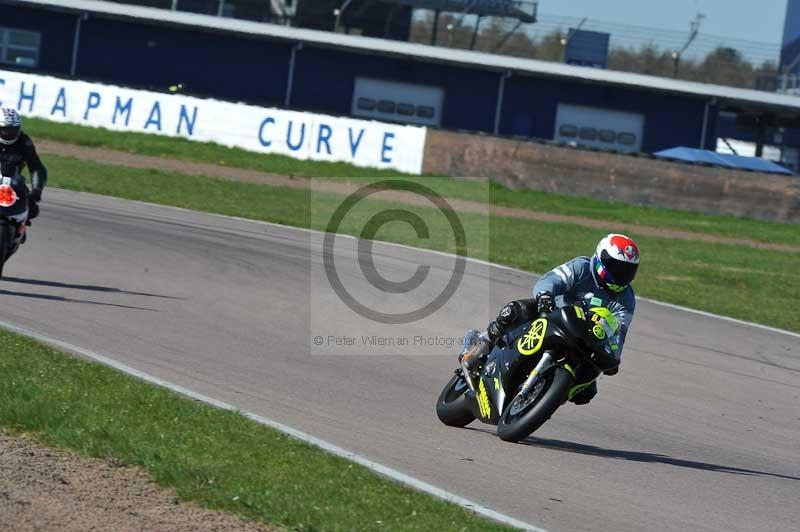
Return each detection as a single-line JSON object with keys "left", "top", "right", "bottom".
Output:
{"left": 0, "top": 108, "right": 21, "bottom": 145}
{"left": 591, "top": 234, "right": 640, "bottom": 293}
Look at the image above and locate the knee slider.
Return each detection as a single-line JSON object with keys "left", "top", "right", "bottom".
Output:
{"left": 497, "top": 301, "right": 521, "bottom": 326}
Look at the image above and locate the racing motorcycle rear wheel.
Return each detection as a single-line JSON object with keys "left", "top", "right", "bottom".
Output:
{"left": 496, "top": 367, "right": 572, "bottom": 442}
{"left": 436, "top": 374, "right": 476, "bottom": 427}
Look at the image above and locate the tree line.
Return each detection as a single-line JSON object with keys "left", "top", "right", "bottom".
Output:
{"left": 409, "top": 13, "right": 778, "bottom": 91}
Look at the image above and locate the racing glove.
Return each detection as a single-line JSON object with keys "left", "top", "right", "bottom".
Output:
{"left": 535, "top": 291, "right": 555, "bottom": 315}
{"left": 28, "top": 188, "right": 42, "bottom": 220}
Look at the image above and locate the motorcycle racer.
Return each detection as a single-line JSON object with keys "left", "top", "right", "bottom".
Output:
{"left": 0, "top": 108, "right": 47, "bottom": 220}
{"left": 461, "top": 234, "right": 639, "bottom": 406}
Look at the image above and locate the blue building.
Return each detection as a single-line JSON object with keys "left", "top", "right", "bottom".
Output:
{"left": 782, "top": 0, "right": 800, "bottom": 76}
{"left": 3, "top": 0, "right": 800, "bottom": 161}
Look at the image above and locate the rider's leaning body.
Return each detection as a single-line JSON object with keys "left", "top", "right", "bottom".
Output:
{"left": 462, "top": 234, "right": 640, "bottom": 405}
{"left": 0, "top": 108, "right": 46, "bottom": 219}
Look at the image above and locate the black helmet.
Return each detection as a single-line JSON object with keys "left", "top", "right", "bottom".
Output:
{"left": 0, "top": 108, "right": 21, "bottom": 145}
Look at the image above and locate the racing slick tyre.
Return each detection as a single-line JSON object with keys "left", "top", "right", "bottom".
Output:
{"left": 436, "top": 374, "right": 476, "bottom": 427}
{"left": 496, "top": 366, "right": 572, "bottom": 442}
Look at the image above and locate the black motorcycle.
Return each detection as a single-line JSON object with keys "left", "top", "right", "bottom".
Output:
{"left": 0, "top": 171, "right": 30, "bottom": 278}
{"left": 436, "top": 296, "right": 617, "bottom": 442}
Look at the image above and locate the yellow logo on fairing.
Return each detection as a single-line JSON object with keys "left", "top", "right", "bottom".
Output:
{"left": 477, "top": 379, "right": 492, "bottom": 418}
{"left": 517, "top": 318, "right": 548, "bottom": 355}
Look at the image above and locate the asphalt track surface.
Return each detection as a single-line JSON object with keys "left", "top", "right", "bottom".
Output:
{"left": 1, "top": 189, "right": 798, "bottom": 532}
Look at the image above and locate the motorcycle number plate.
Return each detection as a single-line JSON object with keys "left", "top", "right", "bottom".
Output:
{"left": 0, "top": 184, "right": 18, "bottom": 207}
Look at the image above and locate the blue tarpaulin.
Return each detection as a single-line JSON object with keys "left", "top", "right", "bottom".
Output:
{"left": 654, "top": 147, "right": 794, "bottom": 175}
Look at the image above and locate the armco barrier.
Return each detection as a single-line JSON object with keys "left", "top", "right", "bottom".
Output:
{"left": 0, "top": 69, "right": 426, "bottom": 174}
{"left": 423, "top": 129, "right": 800, "bottom": 223}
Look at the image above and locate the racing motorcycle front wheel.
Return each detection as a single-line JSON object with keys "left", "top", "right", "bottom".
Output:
{"left": 496, "top": 366, "right": 572, "bottom": 442}
{"left": 436, "top": 374, "right": 476, "bottom": 427}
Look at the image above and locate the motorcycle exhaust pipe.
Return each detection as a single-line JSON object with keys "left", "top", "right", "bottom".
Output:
{"left": 459, "top": 357, "right": 477, "bottom": 394}
{"left": 458, "top": 330, "right": 484, "bottom": 394}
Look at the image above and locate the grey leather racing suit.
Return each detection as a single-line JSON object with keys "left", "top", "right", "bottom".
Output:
{"left": 533, "top": 255, "right": 636, "bottom": 368}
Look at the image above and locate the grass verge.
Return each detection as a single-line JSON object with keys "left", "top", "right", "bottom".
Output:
{"left": 47, "top": 154, "right": 800, "bottom": 332}
{"left": 27, "top": 117, "right": 408, "bottom": 180}
{"left": 0, "top": 329, "right": 511, "bottom": 531}
{"left": 26, "top": 117, "right": 799, "bottom": 247}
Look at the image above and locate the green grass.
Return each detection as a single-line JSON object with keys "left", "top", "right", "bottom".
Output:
{"left": 0, "top": 330, "right": 511, "bottom": 531}
{"left": 46, "top": 154, "right": 800, "bottom": 332}
{"left": 26, "top": 117, "right": 407, "bottom": 179}
{"left": 26, "top": 117, "right": 799, "bottom": 247}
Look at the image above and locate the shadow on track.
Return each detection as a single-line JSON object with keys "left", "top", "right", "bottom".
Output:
{"left": 2, "top": 277, "right": 183, "bottom": 300}
{"left": 0, "top": 288, "right": 158, "bottom": 312}
{"left": 520, "top": 437, "right": 800, "bottom": 481}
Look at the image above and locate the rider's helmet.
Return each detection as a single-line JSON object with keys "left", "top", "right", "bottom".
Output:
{"left": 0, "top": 108, "right": 21, "bottom": 146}
{"left": 591, "top": 233, "right": 640, "bottom": 293}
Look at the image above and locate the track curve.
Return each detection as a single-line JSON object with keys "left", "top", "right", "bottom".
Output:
{"left": 1, "top": 189, "right": 798, "bottom": 532}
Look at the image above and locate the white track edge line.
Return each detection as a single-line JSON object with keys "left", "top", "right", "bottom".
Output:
{"left": 67, "top": 189, "right": 800, "bottom": 340}
{"left": 634, "top": 297, "right": 800, "bottom": 339}
{"left": 0, "top": 319, "right": 546, "bottom": 532}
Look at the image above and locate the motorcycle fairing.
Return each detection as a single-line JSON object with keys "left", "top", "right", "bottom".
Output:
{"left": 472, "top": 316, "right": 564, "bottom": 423}
{"left": 471, "top": 304, "right": 612, "bottom": 423}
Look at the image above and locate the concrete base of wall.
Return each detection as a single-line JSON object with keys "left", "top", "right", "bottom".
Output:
{"left": 423, "top": 130, "right": 800, "bottom": 223}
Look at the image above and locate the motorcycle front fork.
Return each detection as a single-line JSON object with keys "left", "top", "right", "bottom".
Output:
{"left": 518, "top": 350, "right": 556, "bottom": 397}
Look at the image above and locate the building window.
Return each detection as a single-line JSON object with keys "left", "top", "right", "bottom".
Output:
{"left": 558, "top": 124, "right": 578, "bottom": 138}
{"left": 0, "top": 27, "right": 40, "bottom": 67}
{"left": 598, "top": 129, "right": 616, "bottom": 143}
{"left": 416, "top": 106, "right": 435, "bottom": 119}
{"left": 376, "top": 100, "right": 396, "bottom": 114}
{"left": 396, "top": 103, "right": 416, "bottom": 116}
{"left": 357, "top": 97, "right": 376, "bottom": 111}
{"left": 578, "top": 127, "right": 597, "bottom": 141}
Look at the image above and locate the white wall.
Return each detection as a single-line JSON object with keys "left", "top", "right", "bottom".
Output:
{"left": 0, "top": 69, "right": 427, "bottom": 174}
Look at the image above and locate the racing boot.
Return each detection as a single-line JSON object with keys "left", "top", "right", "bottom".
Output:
{"left": 568, "top": 362, "right": 603, "bottom": 405}
{"left": 568, "top": 380, "right": 597, "bottom": 405}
